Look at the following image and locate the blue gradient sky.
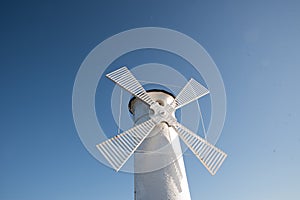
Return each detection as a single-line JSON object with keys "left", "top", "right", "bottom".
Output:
{"left": 1, "top": 0, "right": 300, "bottom": 199}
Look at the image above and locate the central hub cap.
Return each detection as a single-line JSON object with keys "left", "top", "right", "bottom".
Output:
{"left": 149, "top": 102, "right": 176, "bottom": 126}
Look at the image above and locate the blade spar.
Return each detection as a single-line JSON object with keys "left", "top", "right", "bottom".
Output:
{"left": 106, "top": 67, "right": 155, "bottom": 106}
{"left": 173, "top": 122, "right": 227, "bottom": 175}
{"left": 96, "top": 119, "right": 156, "bottom": 171}
{"left": 172, "top": 78, "right": 209, "bottom": 109}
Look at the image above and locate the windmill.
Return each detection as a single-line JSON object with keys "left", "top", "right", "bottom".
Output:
{"left": 96, "top": 66, "right": 227, "bottom": 200}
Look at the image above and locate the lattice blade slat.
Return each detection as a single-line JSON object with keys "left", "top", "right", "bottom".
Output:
{"left": 173, "top": 78, "right": 209, "bottom": 109}
{"left": 96, "top": 119, "right": 156, "bottom": 171}
{"left": 174, "top": 123, "right": 227, "bottom": 175}
{"left": 106, "top": 67, "right": 155, "bottom": 105}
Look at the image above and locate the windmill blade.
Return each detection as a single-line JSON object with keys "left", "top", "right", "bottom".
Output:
{"left": 106, "top": 67, "right": 155, "bottom": 106}
{"left": 174, "top": 123, "right": 227, "bottom": 175}
{"left": 96, "top": 119, "right": 156, "bottom": 171}
{"left": 172, "top": 78, "right": 209, "bottom": 109}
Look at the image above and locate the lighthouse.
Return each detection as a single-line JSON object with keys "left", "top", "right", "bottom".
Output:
{"left": 129, "top": 90, "right": 191, "bottom": 200}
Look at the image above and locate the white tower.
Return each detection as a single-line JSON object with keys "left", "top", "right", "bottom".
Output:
{"left": 129, "top": 90, "right": 191, "bottom": 200}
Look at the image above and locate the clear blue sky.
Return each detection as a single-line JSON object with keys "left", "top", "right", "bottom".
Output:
{"left": 1, "top": 0, "right": 300, "bottom": 199}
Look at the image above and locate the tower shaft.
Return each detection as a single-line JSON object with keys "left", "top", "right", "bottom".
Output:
{"left": 130, "top": 91, "right": 191, "bottom": 200}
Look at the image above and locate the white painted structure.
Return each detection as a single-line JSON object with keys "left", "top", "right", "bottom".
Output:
{"left": 96, "top": 67, "right": 227, "bottom": 200}
{"left": 130, "top": 90, "right": 191, "bottom": 200}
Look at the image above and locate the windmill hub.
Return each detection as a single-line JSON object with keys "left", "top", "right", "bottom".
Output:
{"left": 149, "top": 102, "right": 176, "bottom": 126}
